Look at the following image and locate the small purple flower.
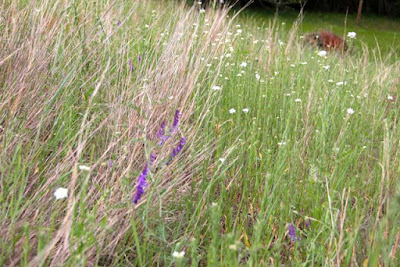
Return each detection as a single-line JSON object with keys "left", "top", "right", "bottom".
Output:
{"left": 157, "top": 121, "right": 167, "bottom": 146}
{"left": 107, "top": 159, "right": 113, "bottom": 168}
{"left": 116, "top": 21, "right": 121, "bottom": 27}
{"left": 133, "top": 163, "right": 149, "bottom": 204}
{"left": 170, "top": 110, "right": 181, "bottom": 134}
{"left": 166, "top": 137, "right": 186, "bottom": 165}
{"left": 138, "top": 55, "right": 142, "bottom": 64}
{"left": 129, "top": 59, "right": 134, "bottom": 71}
{"left": 150, "top": 153, "right": 157, "bottom": 163}
{"left": 288, "top": 223, "right": 297, "bottom": 242}
{"left": 305, "top": 219, "right": 311, "bottom": 230}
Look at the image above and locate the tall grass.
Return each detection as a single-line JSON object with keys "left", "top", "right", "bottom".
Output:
{"left": 1, "top": 0, "right": 399, "bottom": 265}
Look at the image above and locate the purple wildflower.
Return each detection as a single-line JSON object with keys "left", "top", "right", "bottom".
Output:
{"left": 170, "top": 110, "right": 181, "bottom": 135}
{"left": 116, "top": 21, "right": 121, "bottom": 27}
{"left": 166, "top": 137, "right": 186, "bottom": 165}
{"left": 133, "top": 163, "right": 149, "bottom": 204}
{"left": 138, "top": 55, "right": 142, "bottom": 64}
{"left": 305, "top": 219, "right": 311, "bottom": 230}
{"left": 107, "top": 159, "right": 113, "bottom": 168}
{"left": 157, "top": 121, "right": 167, "bottom": 146}
{"left": 150, "top": 153, "right": 157, "bottom": 163}
{"left": 288, "top": 223, "right": 297, "bottom": 242}
{"left": 129, "top": 59, "right": 134, "bottom": 71}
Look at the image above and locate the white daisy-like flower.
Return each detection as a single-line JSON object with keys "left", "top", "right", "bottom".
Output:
{"left": 212, "top": 85, "right": 221, "bottom": 91}
{"left": 219, "top": 158, "right": 225, "bottom": 163}
{"left": 346, "top": 108, "right": 355, "bottom": 115}
{"left": 172, "top": 251, "right": 185, "bottom": 259}
{"left": 278, "top": 40, "right": 285, "bottom": 46}
{"left": 347, "top": 32, "right": 357, "bottom": 39}
{"left": 229, "top": 108, "right": 236, "bottom": 114}
{"left": 328, "top": 79, "right": 334, "bottom": 83}
{"left": 54, "top": 187, "right": 68, "bottom": 200}
{"left": 199, "top": 9, "right": 206, "bottom": 13}
{"left": 79, "top": 165, "right": 91, "bottom": 171}
{"left": 242, "top": 108, "right": 249, "bottom": 113}
{"left": 225, "top": 53, "right": 232, "bottom": 58}
{"left": 336, "top": 81, "right": 347, "bottom": 86}
{"left": 322, "top": 65, "right": 330, "bottom": 70}
{"left": 240, "top": 62, "right": 247, "bottom": 67}
{"left": 300, "top": 62, "right": 308, "bottom": 65}
{"left": 236, "top": 29, "right": 242, "bottom": 34}
{"left": 317, "top": 50, "right": 327, "bottom": 57}
{"left": 278, "top": 141, "right": 286, "bottom": 146}
{"left": 294, "top": 98, "right": 302, "bottom": 103}
{"left": 290, "top": 64, "right": 295, "bottom": 68}
{"left": 387, "top": 95, "right": 393, "bottom": 100}
{"left": 255, "top": 73, "right": 261, "bottom": 80}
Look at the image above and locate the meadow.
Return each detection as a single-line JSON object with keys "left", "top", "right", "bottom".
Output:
{"left": 0, "top": 0, "right": 399, "bottom": 265}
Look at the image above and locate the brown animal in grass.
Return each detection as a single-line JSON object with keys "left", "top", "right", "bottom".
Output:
{"left": 304, "top": 30, "right": 348, "bottom": 52}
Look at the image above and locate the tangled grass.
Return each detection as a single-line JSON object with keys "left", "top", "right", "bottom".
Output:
{"left": 1, "top": 0, "right": 399, "bottom": 265}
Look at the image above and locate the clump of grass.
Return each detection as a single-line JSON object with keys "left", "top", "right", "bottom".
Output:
{"left": 1, "top": 0, "right": 400, "bottom": 265}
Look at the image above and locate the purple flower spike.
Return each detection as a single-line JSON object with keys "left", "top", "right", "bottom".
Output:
{"left": 288, "top": 223, "right": 297, "bottom": 242}
{"left": 129, "top": 59, "right": 134, "bottom": 71}
{"left": 150, "top": 153, "right": 157, "bottom": 163}
{"left": 305, "top": 219, "right": 311, "bottom": 230}
{"left": 166, "top": 137, "right": 186, "bottom": 165}
{"left": 133, "top": 163, "right": 149, "bottom": 204}
{"left": 157, "top": 121, "right": 167, "bottom": 146}
{"left": 170, "top": 110, "right": 181, "bottom": 134}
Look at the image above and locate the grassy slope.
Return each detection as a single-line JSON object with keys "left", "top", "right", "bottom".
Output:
{"left": 0, "top": 0, "right": 400, "bottom": 265}
{"left": 238, "top": 7, "right": 400, "bottom": 58}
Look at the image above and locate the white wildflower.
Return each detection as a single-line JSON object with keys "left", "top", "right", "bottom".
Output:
{"left": 79, "top": 165, "right": 90, "bottom": 171}
{"left": 322, "top": 65, "right": 330, "bottom": 70}
{"left": 317, "top": 50, "right": 327, "bottom": 57}
{"left": 240, "top": 62, "right": 247, "bottom": 67}
{"left": 172, "top": 251, "right": 185, "bottom": 259}
{"left": 300, "top": 62, "right": 308, "bottom": 65}
{"left": 219, "top": 158, "right": 225, "bottom": 163}
{"left": 278, "top": 141, "right": 286, "bottom": 146}
{"left": 346, "top": 108, "right": 355, "bottom": 115}
{"left": 212, "top": 85, "right": 221, "bottom": 91}
{"left": 255, "top": 73, "right": 261, "bottom": 80}
{"left": 294, "top": 98, "right": 302, "bottom": 103}
{"left": 199, "top": 9, "right": 206, "bottom": 13}
{"left": 336, "top": 81, "right": 347, "bottom": 86}
{"left": 229, "top": 108, "right": 236, "bottom": 114}
{"left": 54, "top": 187, "right": 68, "bottom": 200}
{"left": 387, "top": 95, "right": 393, "bottom": 100}
{"left": 242, "top": 108, "right": 249, "bottom": 113}
{"left": 347, "top": 32, "right": 357, "bottom": 39}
